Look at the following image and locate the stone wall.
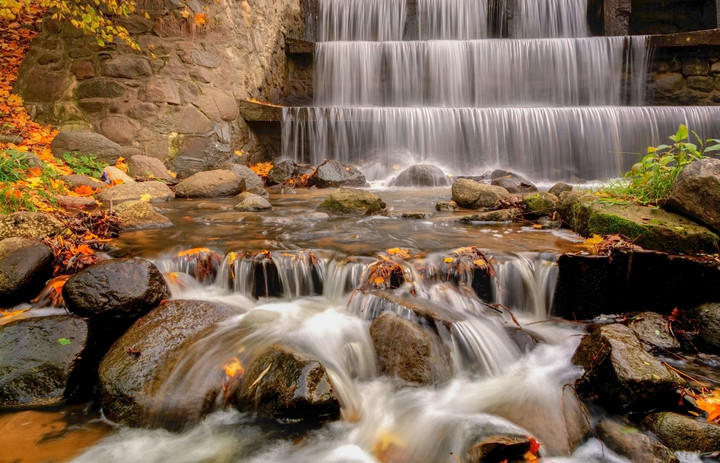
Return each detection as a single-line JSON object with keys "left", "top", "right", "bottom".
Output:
{"left": 16, "top": 0, "right": 303, "bottom": 177}
{"left": 648, "top": 48, "right": 720, "bottom": 105}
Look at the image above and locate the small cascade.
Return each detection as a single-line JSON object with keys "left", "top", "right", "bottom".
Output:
{"left": 417, "top": 0, "right": 489, "bottom": 39}
{"left": 317, "top": 0, "right": 407, "bottom": 41}
{"left": 493, "top": 253, "right": 559, "bottom": 319}
{"left": 511, "top": 0, "right": 590, "bottom": 38}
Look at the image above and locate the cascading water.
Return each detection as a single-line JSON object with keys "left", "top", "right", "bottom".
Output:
{"left": 283, "top": 0, "right": 720, "bottom": 182}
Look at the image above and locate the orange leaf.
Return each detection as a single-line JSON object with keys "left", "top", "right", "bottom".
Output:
{"left": 73, "top": 185, "right": 96, "bottom": 196}
{"left": 195, "top": 12, "right": 207, "bottom": 26}
{"left": 373, "top": 276, "right": 385, "bottom": 285}
{"left": 27, "top": 166, "right": 42, "bottom": 177}
{"left": 75, "top": 244, "right": 95, "bottom": 255}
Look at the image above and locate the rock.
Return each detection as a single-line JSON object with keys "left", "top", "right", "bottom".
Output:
{"left": 0, "top": 315, "right": 89, "bottom": 409}
{"left": 309, "top": 160, "right": 367, "bottom": 188}
{"left": 558, "top": 192, "right": 719, "bottom": 253}
{"left": 234, "top": 345, "right": 341, "bottom": 423}
{"left": 523, "top": 192, "right": 558, "bottom": 218}
{"left": 97, "top": 181, "right": 174, "bottom": 204}
{"left": 451, "top": 178, "right": 510, "bottom": 208}
{"left": 102, "top": 166, "right": 136, "bottom": 184}
{"left": 549, "top": 182, "right": 573, "bottom": 197}
{"left": 644, "top": 412, "right": 720, "bottom": 452}
{"left": 466, "top": 435, "right": 534, "bottom": 463}
{"left": 397, "top": 211, "right": 431, "bottom": 219}
{"left": 229, "top": 164, "right": 267, "bottom": 196}
{"left": 267, "top": 159, "right": 296, "bottom": 185}
{"left": 59, "top": 174, "right": 106, "bottom": 190}
{"left": 55, "top": 195, "right": 99, "bottom": 211}
{"left": 98, "top": 116, "right": 136, "bottom": 145}
{"left": 63, "top": 258, "right": 169, "bottom": 325}
{"left": 653, "top": 73, "right": 685, "bottom": 95}
{"left": 0, "top": 212, "right": 65, "bottom": 240}
{"left": 100, "top": 56, "right": 152, "bottom": 79}
{"left": 689, "top": 303, "right": 720, "bottom": 355}
{"left": 596, "top": 419, "right": 679, "bottom": 463}
{"left": 51, "top": 130, "right": 140, "bottom": 164}
{"left": 99, "top": 300, "right": 235, "bottom": 428}
{"left": 393, "top": 164, "right": 449, "bottom": 187}
{"left": 0, "top": 238, "right": 53, "bottom": 307}
{"left": 369, "top": 312, "right": 452, "bottom": 385}
{"left": 317, "top": 188, "right": 386, "bottom": 215}
{"left": 490, "top": 170, "right": 538, "bottom": 194}
{"left": 174, "top": 169, "right": 245, "bottom": 198}
{"left": 667, "top": 158, "right": 720, "bottom": 234}
{"left": 459, "top": 208, "right": 520, "bottom": 223}
{"left": 74, "top": 80, "right": 126, "bottom": 99}
{"left": 436, "top": 200, "right": 458, "bottom": 211}
{"left": 137, "top": 79, "right": 181, "bottom": 105}
{"left": 116, "top": 201, "right": 172, "bottom": 230}
{"left": 572, "top": 324, "right": 681, "bottom": 412}
{"left": 127, "top": 155, "right": 175, "bottom": 183}
{"left": 233, "top": 192, "right": 272, "bottom": 212}
{"left": 628, "top": 311, "right": 680, "bottom": 352}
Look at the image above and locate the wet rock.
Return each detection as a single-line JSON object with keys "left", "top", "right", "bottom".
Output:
{"left": 436, "top": 200, "right": 458, "bottom": 211}
{"left": 667, "top": 158, "right": 720, "bottom": 234}
{"left": 229, "top": 164, "right": 267, "bottom": 197}
{"left": 0, "top": 315, "right": 89, "bottom": 409}
{"left": 370, "top": 312, "right": 453, "bottom": 385}
{"left": 490, "top": 170, "right": 538, "bottom": 194}
{"left": 393, "top": 164, "right": 449, "bottom": 187}
{"left": 267, "top": 159, "right": 296, "bottom": 185}
{"left": 0, "top": 212, "right": 65, "bottom": 240}
{"left": 174, "top": 169, "right": 245, "bottom": 198}
{"left": 233, "top": 192, "right": 272, "bottom": 212}
{"left": 318, "top": 188, "right": 386, "bottom": 215}
{"left": 549, "top": 182, "right": 573, "bottom": 197}
{"left": 59, "top": 174, "right": 106, "bottom": 190}
{"left": 102, "top": 166, "right": 135, "bottom": 184}
{"left": 51, "top": 130, "right": 140, "bottom": 164}
{"left": 309, "top": 160, "right": 367, "bottom": 188}
{"left": 466, "top": 435, "right": 534, "bottom": 463}
{"left": 63, "top": 258, "right": 169, "bottom": 325}
{"left": 99, "top": 300, "right": 235, "bottom": 428}
{"left": 572, "top": 323, "right": 681, "bottom": 412}
{"left": 116, "top": 201, "right": 172, "bottom": 230}
{"left": 55, "top": 195, "right": 98, "bottom": 210}
{"left": 0, "top": 238, "right": 53, "bottom": 307}
{"left": 689, "top": 302, "right": 720, "bottom": 355}
{"left": 596, "top": 419, "right": 679, "bottom": 463}
{"left": 452, "top": 178, "right": 510, "bottom": 208}
{"left": 459, "top": 208, "right": 520, "bottom": 223}
{"left": 628, "top": 311, "right": 680, "bottom": 352}
{"left": 234, "top": 346, "right": 341, "bottom": 423}
{"left": 523, "top": 192, "right": 557, "bottom": 218}
{"left": 97, "top": 181, "right": 174, "bottom": 204}
{"left": 644, "top": 412, "right": 720, "bottom": 452}
{"left": 397, "top": 211, "right": 431, "bottom": 219}
{"left": 127, "top": 155, "right": 176, "bottom": 183}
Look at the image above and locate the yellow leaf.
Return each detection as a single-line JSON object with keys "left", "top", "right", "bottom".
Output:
{"left": 473, "top": 259, "right": 486, "bottom": 266}
{"left": 139, "top": 193, "right": 152, "bottom": 202}
{"left": 444, "top": 257, "right": 454, "bottom": 263}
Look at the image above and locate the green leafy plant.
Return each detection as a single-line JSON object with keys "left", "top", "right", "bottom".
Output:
{"left": 603, "top": 125, "right": 720, "bottom": 206}
{"left": 61, "top": 152, "right": 107, "bottom": 178}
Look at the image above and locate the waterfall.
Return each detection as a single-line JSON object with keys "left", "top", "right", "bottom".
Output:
{"left": 511, "top": 0, "right": 590, "bottom": 38}
{"left": 318, "top": 0, "right": 407, "bottom": 41}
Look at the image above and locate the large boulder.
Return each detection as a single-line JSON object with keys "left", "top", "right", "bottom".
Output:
{"left": 452, "top": 178, "right": 510, "bottom": 208}
{"left": 63, "top": 258, "right": 169, "bottom": 325}
{"left": 97, "top": 181, "right": 174, "bottom": 204}
{"left": 369, "top": 312, "right": 452, "bottom": 385}
{"left": 229, "top": 165, "right": 267, "bottom": 197}
{"left": 644, "top": 412, "right": 720, "bottom": 452}
{"left": 116, "top": 201, "right": 172, "bottom": 230}
{"left": 267, "top": 159, "right": 296, "bottom": 185}
{"left": 0, "top": 212, "right": 65, "bottom": 240}
{"left": 490, "top": 170, "right": 538, "bottom": 194}
{"left": 667, "top": 158, "right": 720, "bottom": 233}
{"left": 99, "top": 300, "right": 235, "bottom": 428}
{"left": 234, "top": 346, "right": 341, "bottom": 422}
{"left": 393, "top": 164, "right": 449, "bottom": 187}
{"left": 174, "top": 169, "right": 245, "bottom": 198}
{"left": 628, "top": 311, "right": 680, "bottom": 352}
{"left": 127, "top": 155, "right": 176, "bottom": 183}
{"left": 309, "top": 160, "right": 366, "bottom": 188}
{"left": 0, "top": 315, "right": 89, "bottom": 409}
{"left": 318, "top": 188, "right": 386, "bottom": 215}
{"left": 51, "top": 130, "right": 140, "bottom": 164}
{"left": 689, "top": 302, "right": 720, "bottom": 355}
{"left": 572, "top": 323, "right": 681, "bottom": 412}
{"left": 596, "top": 419, "right": 679, "bottom": 463}
{"left": 0, "top": 238, "right": 53, "bottom": 307}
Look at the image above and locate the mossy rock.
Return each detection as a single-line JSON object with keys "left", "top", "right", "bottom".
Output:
{"left": 558, "top": 193, "right": 719, "bottom": 253}
{"left": 523, "top": 192, "right": 557, "bottom": 218}
{"left": 317, "top": 188, "right": 386, "bottom": 215}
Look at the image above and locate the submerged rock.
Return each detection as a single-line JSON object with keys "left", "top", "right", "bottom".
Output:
{"left": 0, "top": 212, "right": 65, "bottom": 240}
{"left": 596, "top": 419, "right": 679, "bottom": 463}
{"left": 689, "top": 302, "right": 720, "bottom": 355}
{"left": 99, "top": 300, "right": 235, "bottom": 428}
{"left": 370, "top": 312, "right": 453, "bottom": 385}
{"left": 490, "top": 170, "right": 538, "bottom": 194}
{"left": 309, "top": 160, "right": 366, "bottom": 188}
{"left": 459, "top": 208, "right": 520, "bottom": 223}
{"left": 0, "top": 315, "right": 89, "bottom": 409}
{"left": 667, "top": 158, "right": 720, "bottom": 233}
{"left": 174, "top": 169, "right": 245, "bottom": 198}
{"left": 393, "top": 164, "right": 449, "bottom": 187}
{"left": 0, "top": 237, "right": 53, "bottom": 307}
{"left": 572, "top": 323, "right": 681, "bottom": 412}
{"left": 644, "top": 412, "right": 720, "bottom": 452}
{"left": 436, "top": 200, "right": 458, "bottom": 211}
{"left": 318, "top": 187, "right": 386, "bottom": 215}
{"left": 234, "top": 346, "right": 341, "bottom": 423}
{"left": 452, "top": 178, "right": 509, "bottom": 208}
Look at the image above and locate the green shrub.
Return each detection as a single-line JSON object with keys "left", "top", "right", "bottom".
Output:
{"left": 61, "top": 153, "right": 108, "bottom": 178}
{"left": 0, "top": 148, "right": 30, "bottom": 183}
